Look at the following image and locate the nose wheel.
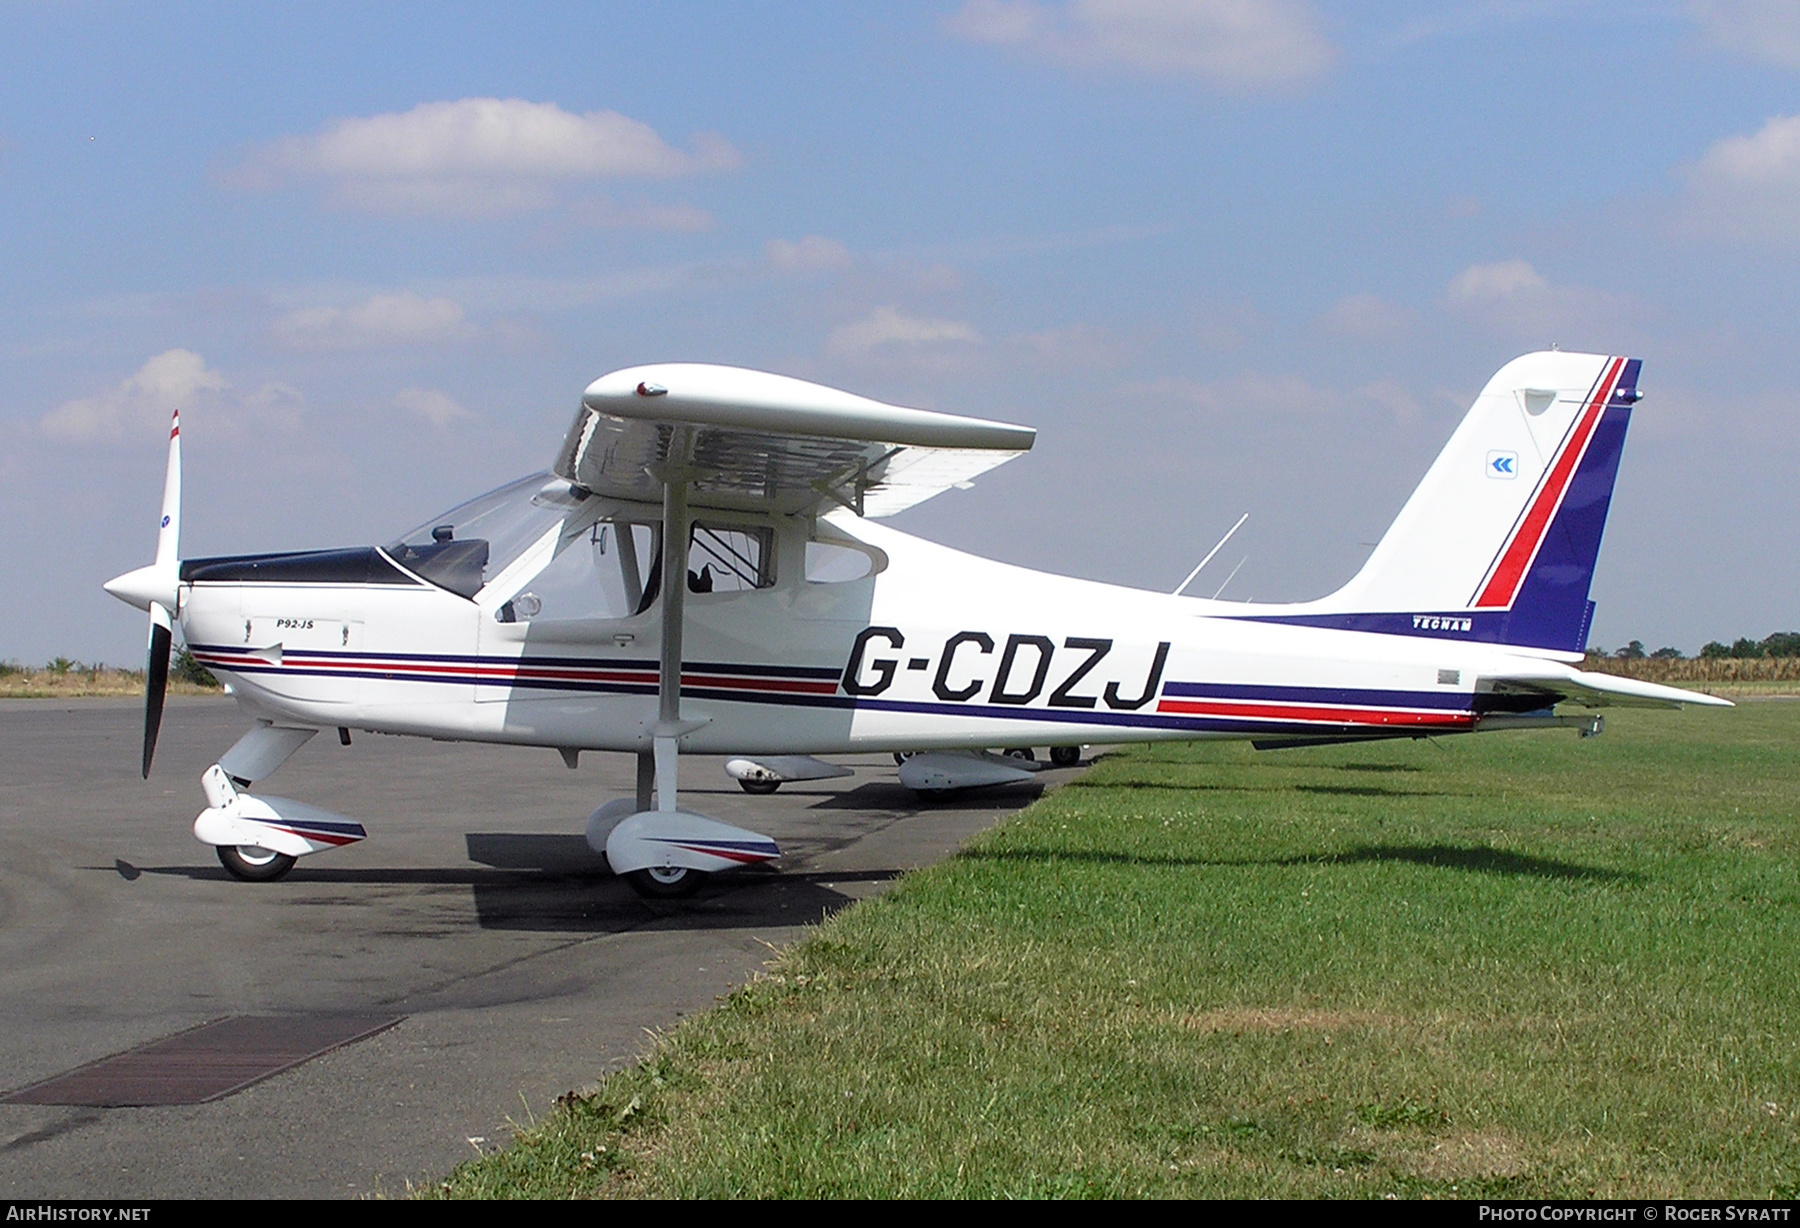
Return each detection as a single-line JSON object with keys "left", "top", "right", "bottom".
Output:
{"left": 218, "top": 844, "right": 297, "bottom": 882}
{"left": 624, "top": 865, "right": 705, "bottom": 898}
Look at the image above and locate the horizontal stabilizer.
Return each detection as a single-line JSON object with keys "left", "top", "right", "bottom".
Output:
{"left": 1479, "top": 666, "right": 1733, "bottom": 709}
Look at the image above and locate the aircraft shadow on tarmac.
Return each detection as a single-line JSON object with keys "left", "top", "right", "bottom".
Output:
{"left": 113, "top": 844, "right": 905, "bottom": 935}
{"left": 106, "top": 783, "right": 1050, "bottom": 934}
{"left": 638, "top": 778, "right": 1048, "bottom": 812}
{"left": 803, "top": 779, "right": 1046, "bottom": 811}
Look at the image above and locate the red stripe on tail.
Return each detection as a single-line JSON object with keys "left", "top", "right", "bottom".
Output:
{"left": 1473, "top": 356, "right": 1623, "bottom": 609}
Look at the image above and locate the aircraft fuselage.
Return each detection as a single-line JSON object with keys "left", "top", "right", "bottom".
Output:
{"left": 182, "top": 504, "right": 1569, "bottom": 757}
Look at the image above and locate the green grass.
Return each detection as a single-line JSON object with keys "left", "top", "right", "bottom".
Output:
{"left": 0, "top": 653, "right": 220, "bottom": 698}
{"left": 437, "top": 702, "right": 1800, "bottom": 1199}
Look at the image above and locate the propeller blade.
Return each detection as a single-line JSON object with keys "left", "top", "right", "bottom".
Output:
{"left": 155, "top": 406, "right": 180, "bottom": 569}
{"left": 143, "top": 605, "right": 172, "bottom": 779}
{"left": 103, "top": 405, "right": 183, "bottom": 614}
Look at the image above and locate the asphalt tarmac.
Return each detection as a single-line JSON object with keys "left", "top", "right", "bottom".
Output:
{"left": 0, "top": 696, "right": 1066, "bottom": 1198}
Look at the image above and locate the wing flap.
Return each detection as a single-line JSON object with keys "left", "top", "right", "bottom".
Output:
{"left": 554, "top": 364, "right": 1034, "bottom": 518}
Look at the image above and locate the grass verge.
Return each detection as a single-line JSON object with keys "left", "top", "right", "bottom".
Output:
{"left": 437, "top": 703, "right": 1800, "bottom": 1198}
{"left": 0, "top": 658, "right": 219, "bottom": 698}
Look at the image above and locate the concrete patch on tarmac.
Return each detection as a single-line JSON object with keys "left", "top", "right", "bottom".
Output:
{"left": 0, "top": 698, "right": 1075, "bottom": 1197}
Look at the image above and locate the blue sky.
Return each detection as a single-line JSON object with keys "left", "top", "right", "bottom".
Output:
{"left": 5, "top": 1, "right": 1798, "bottom": 664}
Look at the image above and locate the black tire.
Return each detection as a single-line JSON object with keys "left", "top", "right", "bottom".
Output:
{"left": 1050, "top": 745, "right": 1081, "bottom": 767}
{"left": 738, "top": 779, "right": 780, "bottom": 795}
{"left": 217, "top": 844, "right": 297, "bottom": 882}
{"left": 624, "top": 865, "right": 705, "bottom": 898}
{"left": 1004, "top": 747, "right": 1035, "bottom": 761}
{"left": 892, "top": 751, "right": 918, "bottom": 766}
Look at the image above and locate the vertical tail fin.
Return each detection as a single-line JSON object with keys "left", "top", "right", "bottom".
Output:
{"left": 1289, "top": 351, "right": 1639, "bottom": 654}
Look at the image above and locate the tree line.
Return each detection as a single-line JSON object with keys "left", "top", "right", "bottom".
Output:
{"left": 1594, "top": 632, "right": 1800, "bottom": 661}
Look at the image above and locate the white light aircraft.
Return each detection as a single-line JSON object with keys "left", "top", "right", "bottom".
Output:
{"left": 104, "top": 351, "right": 1727, "bottom": 896}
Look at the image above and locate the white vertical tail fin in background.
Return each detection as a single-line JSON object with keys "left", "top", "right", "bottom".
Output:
{"left": 1255, "top": 352, "right": 1640, "bottom": 656}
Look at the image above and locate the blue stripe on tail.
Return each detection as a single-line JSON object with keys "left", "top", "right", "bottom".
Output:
{"left": 1228, "top": 358, "right": 1639, "bottom": 654}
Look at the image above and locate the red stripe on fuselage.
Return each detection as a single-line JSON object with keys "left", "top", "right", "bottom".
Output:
{"left": 192, "top": 652, "right": 836, "bottom": 693}
{"left": 1473, "top": 357, "right": 1623, "bottom": 609}
{"left": 264, "top": 825, "right": 362, "bottom": 847}
{"left": 1155, "top": 698, "right": 1472, "bottom": 728}
{"left": 671, "top": 843, "right": 777, "bottom": 864}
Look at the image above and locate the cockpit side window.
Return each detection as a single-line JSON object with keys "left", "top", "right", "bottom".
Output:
{"left": 498, "top": 519, "right": 661, "bottom": 623}
{"left": 688, "top": 523, "right": 775, "bottom": 594}
{"left": 804, "top": 539, "right": 876, "bottom": 583}
{"left": 804, "top": 518, "right": 885, "bottom": 584}
{"left": 464, "top": 503, "right": 780, "bottom": 623}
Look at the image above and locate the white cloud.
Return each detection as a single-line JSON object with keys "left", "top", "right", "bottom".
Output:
{"left": 1691, "top": 1, "right": 1800, "bottom": 68}
{"left": 1315, "top": 293, "right": 1414, "bottom": 341}
{"left": 568, "top": 198, "right": 715, "bottom": 231}
{"left": 1680, "top": 114, "right": 1800, "bottom": 242}
{"left": 1444, "top": 259, "right": 1634, "bottom": 342}
{"left": 1352, "top": 378, "right": 1424, "bottom": 425}
{"left": 274, "top": 292, "right": 472, "bottom": 350}
{"left": 1377, "top": 2, "right": 1566, "bottom": 53}
{"left": 827, "top": 307, "right": 982, "bottom": 353}
{"left": 1185, "top": 300, "right": 1266, "bottom": 350}
{"left": 1448, "top": 259, "right": 1546, "bottom": 301}
{"left": 229, "top": 98, "right": 741, "bottom": 218}
{"left": 945, "top": 0, "right": 1333, "bottom": 90}
{"left": 1130, "top": 369, "right": 1423, "bottom": 423}
{"left": 765, "top": 235, "right": 853, "bottom": 273}
{"left": 40, "top": 350, "right": 299, "bottom": 443}
{"left": 393, "top": 387, "right": 473, "bottom": 427}
{"left": 321, "top": 178, "right": 559, "bottom": 217}
{"left": 238, "top": 381, "right": 305, "bottom": 431}
{"left": 1016, "top": 322, "right": 1138, "bottom": 368}
{"left": 1142, "top": 369, "right": 1328, "bottom": 415}
{"left": 41, "top": 349, "right": 222, "bottom": 441}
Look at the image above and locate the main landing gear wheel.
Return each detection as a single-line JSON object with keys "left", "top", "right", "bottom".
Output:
{"left": 624, "top": 865, "right": 706, "bottom": 899}
{"left": 217, "top": 844, "right": 297, "bottom": 882}
{"left": 738, "top": 779, "right": 780, "bottom": 795}
{"left": 1004, "top": 747, "right": 1035, "bottom": 761}
{"left": 1050, "top": 745, "right": 1080, "bottom": 767}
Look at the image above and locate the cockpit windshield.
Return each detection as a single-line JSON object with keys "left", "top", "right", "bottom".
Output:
{"left": 383, "top": 471, "right": 788, "bottom": 619}
{"left": 385, "top": 472, "right": 575, "bottom": 598}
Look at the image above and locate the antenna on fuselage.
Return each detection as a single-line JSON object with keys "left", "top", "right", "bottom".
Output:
{"left": 1172, "top": 512, "right": 1248, "bottom": 596}
{"left": 1212, "top": 556, "right": 1248, "bottom": 600}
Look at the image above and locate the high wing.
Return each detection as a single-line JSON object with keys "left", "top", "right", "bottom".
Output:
{"left": 553, "top": 363, "right": 1035, "bottom": 517}
{"left": 1480, "top": 665, "right": 1733, "bottom": 709}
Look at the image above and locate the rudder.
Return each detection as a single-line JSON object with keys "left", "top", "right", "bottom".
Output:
{"left": 1258, "top": 351, "right": 1640, "bottom": 655}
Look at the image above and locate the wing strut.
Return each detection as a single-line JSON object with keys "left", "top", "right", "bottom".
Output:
{"left": 651, "top": 426, "right": 696, "bottom": 812}
{"left": 603, "top": 424, "right": 783, "bottom": 895}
